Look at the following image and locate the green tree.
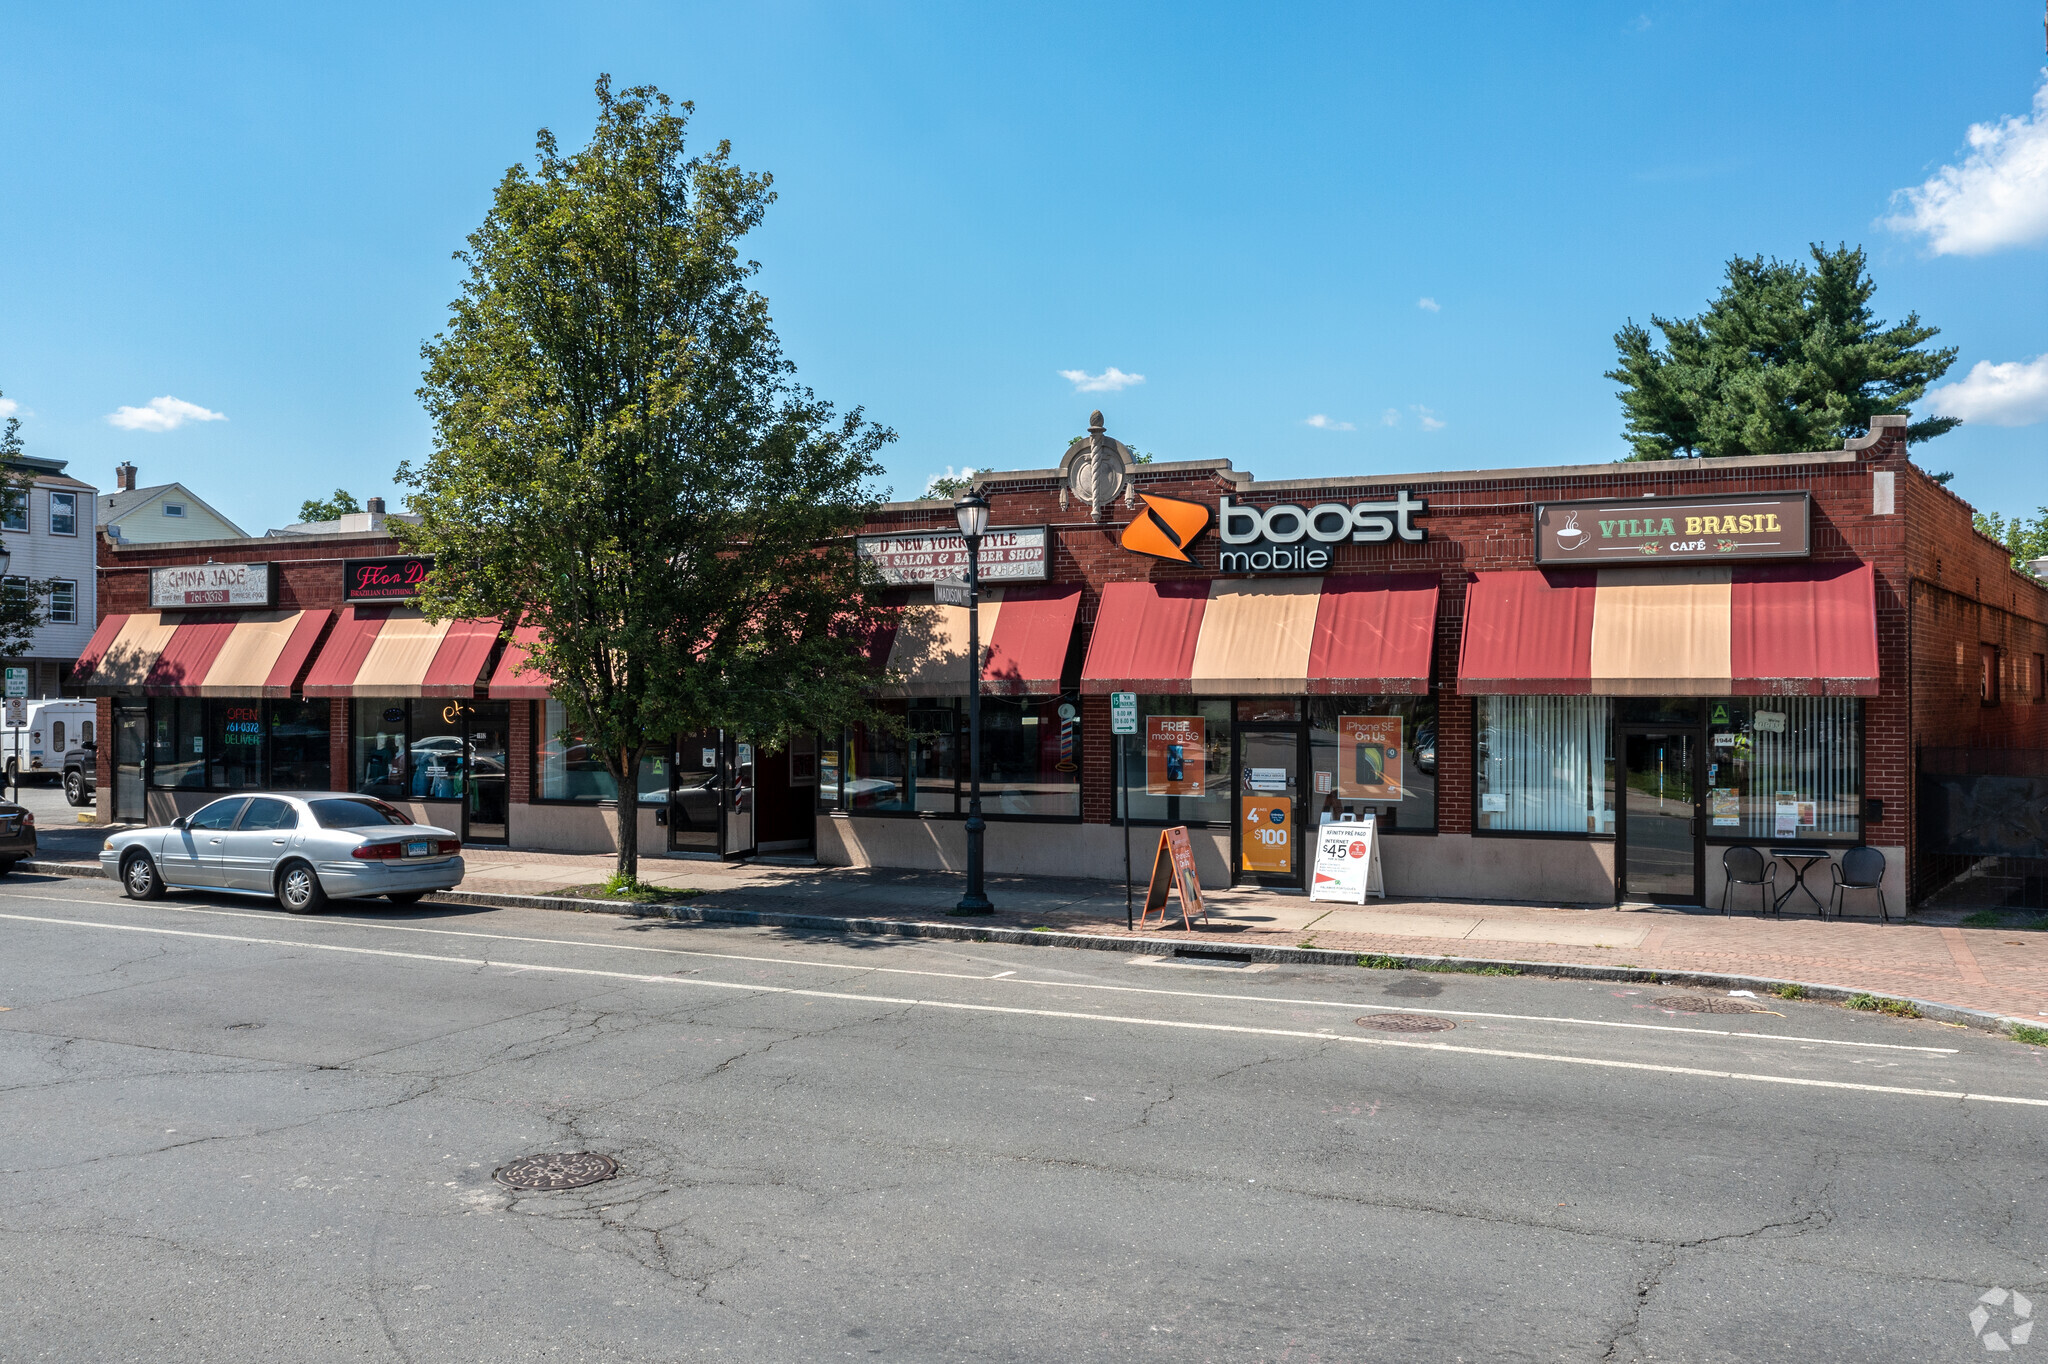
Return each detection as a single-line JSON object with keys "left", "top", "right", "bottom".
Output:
{"left": 399, "top": 77, "right": 892, "bottom": 879}
{"left": 0, "top": 390, "right": 50, "bottom": 658}
{"left": 1974, "top": 507, "right": 2048, "bottom": 570}
{"left": 1608, "top": 244, "right": 1958, "bottom": 461}
{"left": 297, "top": 489, "right": 363, "bottom": 523}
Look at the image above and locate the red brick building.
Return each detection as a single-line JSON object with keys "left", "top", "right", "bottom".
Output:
{"left": 73, "top": 414, "right": 2048, "bottom": 911}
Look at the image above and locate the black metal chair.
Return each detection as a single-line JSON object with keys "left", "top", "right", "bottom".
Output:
{"left": 1830, "top": 846, "right": 1890, "bottom": 924}
{"left": 1720, "top": 846, "right": 1778, "bottom": 916}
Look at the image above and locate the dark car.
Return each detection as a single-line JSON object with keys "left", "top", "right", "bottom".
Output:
{"left": 63, "top": 741, "right": 96, "bottom": 806}
{"left": 0, "top": 798, "right": 37, "bottom": 870}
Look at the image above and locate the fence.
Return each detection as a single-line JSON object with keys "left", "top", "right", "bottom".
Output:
{"left": 1917, "top": 747, "right": 2048, "bottom": 910}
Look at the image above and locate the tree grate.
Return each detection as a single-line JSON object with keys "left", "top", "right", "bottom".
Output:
{"left": 1653, "top": 995, "right": 1761, "bottom": 1014}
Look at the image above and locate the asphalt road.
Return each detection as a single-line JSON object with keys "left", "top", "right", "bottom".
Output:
{"left": 3, "top": 875, "right": 2046, "bottom": 1362}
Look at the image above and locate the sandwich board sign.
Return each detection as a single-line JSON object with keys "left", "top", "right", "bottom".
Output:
{"left": 1136, "top": 826, "right": 1207, "bottom": 931}
{"left": 1310, "top": 815, "right": 1383, "bottom": 903}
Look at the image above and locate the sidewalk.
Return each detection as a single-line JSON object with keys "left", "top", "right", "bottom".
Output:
{"left": 436, "top": 847, "right": 2048, "bottom": 1024}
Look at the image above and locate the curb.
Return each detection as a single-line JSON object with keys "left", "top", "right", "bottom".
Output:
{"left": 15, "top": 860, "right": 2031, "bottom": 1037}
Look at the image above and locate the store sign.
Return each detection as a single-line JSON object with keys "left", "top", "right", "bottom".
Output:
{"left": 1120, "top": 494, "right": 1212, "bottom": 564}
{"left": 150, "top": 561, "right": 273, "bottom": 609}
{"left": 1241, "top": 797, "right": 1293, "bottom": 873}
{"left": 345, "top": 555, "right": 433, "bottom": 601}
{"left": 1338, "top": 716, "right": 1403, "bottom": 800}
{"left": 1310, "top": 816, "right": 1383, "bottom": 903}
{"left": 857, "top": 527, "right": 1048, "bottom": 585}
{"left": 1216, "top": 493, "right": 1427, "bottom": 575}
{"left": 1534, "top": 492, "right": 1810, "bottom": 564}
{"left": 1145, "top": 715, "right": 1205, "bottom": 796}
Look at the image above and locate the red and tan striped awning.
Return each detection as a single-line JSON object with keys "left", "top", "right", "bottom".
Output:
{"left": 1078, "top": 575, "right": 1438, "bottom": 695}
{"left": 871, "top": 584, "right": 1084, "bottom": 697}
{"left": 486, "top": 625, "right": 551, "bottom": 698}
{"left": 1458, "top": 563, "right": 1879, "bottom": 696}
{"left": 74, "top": 610, "right": 332, "bottom": 696}
{"left": 302, "top": 606, "right": 503, "bottom": 698}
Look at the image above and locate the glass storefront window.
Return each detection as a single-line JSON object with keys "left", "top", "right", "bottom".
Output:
{"left": 146, "top": 699, "right": 305, "bottom": 790}
{"left": 353, "top": 700, "right": 408, "bottom": 800}
{"left": 151, "top": 698, "right": 207, "bottom": 789}
{"left": 215, "top": 701, "right": 265, "bottom": 790}
{"left": 980, "top": 696, "right": 1082, "bottom": 818}
{"left": 409, "top": 702, "right": 465, "bottom": 801}
{"left": 1705, "top": 698, "right": 1861, "bottom": 843}
{"left": 1124, "top": 697, "right": 1233, "bottom": 826}
{"left": 1476, "top": 696, "right": 1615, "bottom": 835}
{"left": 822, "top": 696, "right": 1083, "bottom": 820}
{"left": 1306, "top": 697, "right": 1437, "bottom": 832}
{"left": 539, "top": 698, "right": 617, "bottom": 802}
{"left": 267, "top": 700, "right": 330, "bottom": 790}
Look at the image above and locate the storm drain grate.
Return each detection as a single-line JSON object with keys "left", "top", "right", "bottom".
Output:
{"left": 1356, "top": 1013, "right": 1456, "bottom": 1033}
{"left": 492, "top": 1152, "right": 619, "bottom": 1191}
{"left": 1653, "top": 994, "right": 1760, "bottom": 1015}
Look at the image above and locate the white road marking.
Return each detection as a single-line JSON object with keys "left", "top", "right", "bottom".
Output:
{"left": 0, "top": 909, "right": 2028, "bottom": 1108}
{"left": 0, "top": 891, "right": 1962, "bottom": 1054}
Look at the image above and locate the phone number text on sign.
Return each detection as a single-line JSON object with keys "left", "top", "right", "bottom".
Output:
{"left": 856, "top": 527, "right": 1048, "bottom": 584}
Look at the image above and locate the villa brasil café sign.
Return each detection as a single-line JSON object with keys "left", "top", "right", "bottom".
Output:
{"left": 1534, "top": 492, "right": 1811, "bottom": 565}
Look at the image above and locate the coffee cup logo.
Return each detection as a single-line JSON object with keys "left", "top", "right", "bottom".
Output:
{"left": 1555, "top": 510, "right": 1586, "bottom": 551}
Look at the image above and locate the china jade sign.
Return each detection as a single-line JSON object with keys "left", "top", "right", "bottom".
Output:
{"left": 1533, "top": 492, "right": 1810, "bottom": 565}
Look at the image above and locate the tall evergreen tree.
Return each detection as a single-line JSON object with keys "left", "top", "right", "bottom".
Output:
{"left": 1608, "top": 244, "right": 1958, "bottom": 460}
{"left": 400, "top": 78, "right": 892, "bottom": 879}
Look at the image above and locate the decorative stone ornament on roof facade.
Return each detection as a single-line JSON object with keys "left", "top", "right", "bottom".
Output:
{"left": 1059, "top": 410, "right": 1138, "bottom": 519}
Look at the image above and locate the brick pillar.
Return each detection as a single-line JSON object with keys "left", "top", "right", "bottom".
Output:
{"left": 95, "top": 695, "right": 114, "bottom": 824}
{"left": 508, "top": 700, "right": 531, "bottom": 806}
{"left": 328, "top": 698, "right": 348, "bottom": 793}
{"left": 1081, "top": 693, "right": 1113, "bottom": 824}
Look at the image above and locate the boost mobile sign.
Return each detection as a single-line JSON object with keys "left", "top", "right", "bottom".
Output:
{"left": 1217, "top": 492, "right": 1427, "bottom": 574}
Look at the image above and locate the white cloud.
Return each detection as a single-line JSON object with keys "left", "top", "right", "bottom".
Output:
{"left": 1381, "top": 408, "right": 1401, "bottom": 426}
{"left": 1928, "top": 352, "right": 2048, "bottom": 426}
{"left": 1059, "top": 367, "right": 1145, "bottom": 393}
{"left": 1416, "top": 297, "right": 1441, "bottom": 313}
{"left": 1885, "top": 77, "right": 2048, "bottom": 255}
{"left": 1304, "top": 414, "right": 1356, "bottom": 431}
{"left": 1413, "top": 405, "right": 1445, "bottom": 431}
{"left": 0, "top": 399, "right": 16, "bottom": 420}
{"left": 106, "top": 395, "right": 226, "bottom": 432}
{"left": 923, "top": 465, "right": 979, "bottom": 497}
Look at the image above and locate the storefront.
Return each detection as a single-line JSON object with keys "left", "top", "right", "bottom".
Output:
{"left": 76, "top": 538, "right": 813, "bottom": 859}
{"left": 814, "top": 413, "right": 2048, "bottom": 911}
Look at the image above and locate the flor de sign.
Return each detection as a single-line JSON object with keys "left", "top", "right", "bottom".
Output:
{"left": 1216, "top": 493, "right": 1428, "bottom": 575}
{"left": 1534, "top": 492, "right": 1811, "bottom": 565}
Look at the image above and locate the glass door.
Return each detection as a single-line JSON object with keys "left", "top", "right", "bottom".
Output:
{"left": 721, "top": 736, "right": 757, "bottom": 859}
{"left": 114, "top": 705, "right": 148, "bottom": 823}
{"left": 670, "top": 734, "right": 721, "bottom": 854}
{"left": 1620, "top": 730, "right": 1703, "bottom": 903}
{"left": 462, "top": 702, "right": 510, "bottom": 844}
{"left": 1235, "top": 725, "right": 1304, "bottom": 887}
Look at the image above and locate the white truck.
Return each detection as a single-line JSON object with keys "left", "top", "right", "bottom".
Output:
{"left": 0, "top": 699, "right": 97, "bottom": 784}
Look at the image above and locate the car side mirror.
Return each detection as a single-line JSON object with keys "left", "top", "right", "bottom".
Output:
{"left": 172, "top": 816, "right": 189, "bottom": 830}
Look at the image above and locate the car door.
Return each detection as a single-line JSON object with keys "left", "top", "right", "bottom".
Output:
{"left": 161, "top": 797, "right": 247, "bottom": 887}
{"left": 219, "top": 797, "right": 298, "bottom": 890}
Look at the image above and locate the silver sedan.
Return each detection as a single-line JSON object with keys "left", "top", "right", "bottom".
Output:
{"left": 101, "top": 793, "right": 467, "bottom": 914}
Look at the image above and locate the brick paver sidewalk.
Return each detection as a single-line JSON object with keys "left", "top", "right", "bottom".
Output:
{"left": 452, "top": 848, "right": 2048, "bottom": 1023}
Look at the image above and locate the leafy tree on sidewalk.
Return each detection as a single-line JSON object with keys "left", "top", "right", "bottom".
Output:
{"left": 0, "top": 390, "right": 50, "bottom": 658}
{"left": 297, "top": 489, "right": 363, "bottom": 523}
{"left": 399, "top": 77, "right": 892, "bottom": 880}
{"left": 1608, "top": 244, "right": 1958, "bottom": 460}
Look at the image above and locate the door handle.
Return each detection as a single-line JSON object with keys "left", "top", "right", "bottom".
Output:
{"left": 272, "top": 838, "right": 286, "bottom": 845}
{"left": 209, "top": 837, "right": 223, "bottom": 845}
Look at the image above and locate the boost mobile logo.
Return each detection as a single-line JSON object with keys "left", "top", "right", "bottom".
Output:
{"left": 1120, "top": 494, "right": 1212, "bottom": 563}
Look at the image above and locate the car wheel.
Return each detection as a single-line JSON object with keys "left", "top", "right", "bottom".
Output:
{"left": 276, "top": 861, "right": 328, "bottom": 915}
{"left": 63, "top": 771, "right": 84, "bottom": 806}
{"left": 122, "top": 851, "right": 166, "bottom": 901}
{"left": 386, "top": 891, "right": 426, "bottom": 904}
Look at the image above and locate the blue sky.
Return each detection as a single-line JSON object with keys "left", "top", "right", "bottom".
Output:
{"left": 3, "top": 2, "right": 2047, "bottom": 533}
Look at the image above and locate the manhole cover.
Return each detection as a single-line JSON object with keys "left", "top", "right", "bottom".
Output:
{"left": 1356, "top": 1013, "right": 1456, "bottom": 1033}
{"left": 492, "top": 1152, "right": 619, "bottom": 1190}
{"left": 1653, "top": 994, "right": 1759, "bottom": 1015}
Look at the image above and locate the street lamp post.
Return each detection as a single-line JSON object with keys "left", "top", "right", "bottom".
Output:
{"left": 952, "top": 491, "right": 994, "bottom": 915}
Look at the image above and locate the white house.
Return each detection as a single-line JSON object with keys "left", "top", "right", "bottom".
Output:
{"left": 97, "top": 462, "right": 247, "bottom": 544}
{"left": 3, "top": 452, "right": 99, "bottom": 696}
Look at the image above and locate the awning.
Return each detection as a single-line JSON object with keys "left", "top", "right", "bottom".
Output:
{"left": 74, "top": 610, "right": 332, "bottom": 696}
{"left": 873, "top": 584, "right": 1083, "bottom": 697}
{"left": 487, "top": 625, "right": 551, "bottom": 698}
{"left": 1458, "top": 563, "right": 1878, "bottom": 696}
{"left": 302, "top": 606, "right": 503, "bottom": 698}
{"left": 1080, "top": 575, "right": 1438, "bottom": 695}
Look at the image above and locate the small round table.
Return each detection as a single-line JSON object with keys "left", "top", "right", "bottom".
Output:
{"left": 1771, "top": 848, "right": 1832, "bottom": 916}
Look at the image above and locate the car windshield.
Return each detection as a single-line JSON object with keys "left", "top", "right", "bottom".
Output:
{"left": 308, "top": 797, "right": 416, "bottom": 829}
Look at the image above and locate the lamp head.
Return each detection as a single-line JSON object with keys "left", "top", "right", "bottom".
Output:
{"left": 954, "top": 491, "right": 990, "bottom": 540}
